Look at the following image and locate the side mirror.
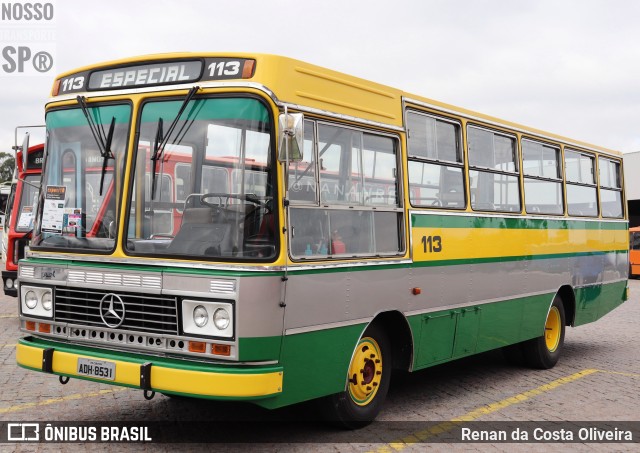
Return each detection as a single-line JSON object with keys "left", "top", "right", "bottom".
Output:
{"left": 278, "top": 112, "right": 303, "bottom": 162}
{"left": 21, "top": 133, "right": 30, "bottom": 173}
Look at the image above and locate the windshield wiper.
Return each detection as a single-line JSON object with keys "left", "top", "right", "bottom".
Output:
{"left": 99, "top": 117, "right": 116, "bottom": 195}
{"left": 150, "top": 117, "right": 164, "bottom": 200}
{"left": 151, "top": 86, "right": 199, "bottom": 200}
{"left": 76, "top": 96, "right": 115, "bottom": 196}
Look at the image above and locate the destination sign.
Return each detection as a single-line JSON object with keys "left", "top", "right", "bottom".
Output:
{"left": 55, "top": 57, "right": 256, "bottom": 95}
{"left": 26, "top": 147, "right": 44, "bottom": 170}
{"left": 88, "top": 61, "right": 203, "bottom": 90}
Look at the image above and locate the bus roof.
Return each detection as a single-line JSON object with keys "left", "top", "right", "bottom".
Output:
{"left": 50, "top": 52, "right": 622, "bottom": 157}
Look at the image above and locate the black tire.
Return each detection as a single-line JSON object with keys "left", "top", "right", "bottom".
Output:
{"left": 522, "top": 296, "right": 566, "bottom": 369}
{"left": 321, "top": 324, "right": 392, "bottom": 429}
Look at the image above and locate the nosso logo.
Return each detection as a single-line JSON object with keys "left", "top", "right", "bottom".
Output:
{"left": 1, "top": 2, "right": 54, "bottom": 21}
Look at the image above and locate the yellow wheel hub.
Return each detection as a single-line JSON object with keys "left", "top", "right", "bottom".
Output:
{"left": 545, "top": 306, "right": 561, "bottom": 352}
{"left": 347, "top": 336, "right": 383, "bottom": 406}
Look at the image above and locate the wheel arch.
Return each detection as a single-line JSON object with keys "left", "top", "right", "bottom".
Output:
{"left": 367, "top": 310, "right": 413, "bottom": 372}
{"left": 556, "top": 285, "right": 576, "bottom": 327}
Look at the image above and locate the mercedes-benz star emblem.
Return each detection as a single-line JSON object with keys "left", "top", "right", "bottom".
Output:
{"left": 99, "top": 293, "right": 126, "bottom": 328}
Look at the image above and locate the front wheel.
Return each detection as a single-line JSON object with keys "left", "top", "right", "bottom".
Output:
{"left": 322, "top": 324, "right": 391, "bottom": 429}
{"left": 522, "top": 296, "right": 566, "bottom": 369}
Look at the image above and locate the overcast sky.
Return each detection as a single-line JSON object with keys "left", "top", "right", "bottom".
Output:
{"left": 2, "top": 0, "right": 640, "bottom": 154}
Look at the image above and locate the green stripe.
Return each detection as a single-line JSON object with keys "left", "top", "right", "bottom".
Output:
{"left": 410, "top": 250, "right": 628, "bottom": 268}
{"left": 411, "top": 214, "right": 628, "bottom": 230}
{"left": 47, "top": 104, "right": 131, "bottom": 129}
{"left": 22, "top": 257, "right": 283, "bottom": 278}
{"left": 24, "top": 250, "right": 627, "bottom": 277}
{"left": 140, "top": 98, "right": 268, "bottom": 123}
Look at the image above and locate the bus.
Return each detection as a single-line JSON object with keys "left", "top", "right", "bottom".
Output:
{"left": 2, "top": 143, "right": 44, "bottom": 296}
{"left": 0, "top": 182, "right": 11, "bottom": 226}
{"left": 16, "top": 53, "right": 628, "bottom": 427}
{"left": 629, "top": 226, "right": 640, "bottom": 278}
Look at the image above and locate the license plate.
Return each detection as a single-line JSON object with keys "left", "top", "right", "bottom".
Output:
{"left": 77, "top": 358, "right": 116, "bottom": 381}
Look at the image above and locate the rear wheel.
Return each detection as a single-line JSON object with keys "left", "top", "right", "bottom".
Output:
{"left": 522, "top": 296, "right": 565, "bottom": 369}
{"left": 322, "top": 324, "right": 391, "bottom": 429}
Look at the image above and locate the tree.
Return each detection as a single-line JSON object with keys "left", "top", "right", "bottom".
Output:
{"left": 0, "top": 152, "right": 15, "bottom": 183}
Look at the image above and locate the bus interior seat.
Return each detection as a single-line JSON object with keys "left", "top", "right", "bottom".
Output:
{"left": 440, "top": 191, "right": 463, "bottom": 207}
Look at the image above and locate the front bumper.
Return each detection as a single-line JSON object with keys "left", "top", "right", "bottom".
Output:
{"left": 16, "top": 337, "right": 283, "bottom": 399}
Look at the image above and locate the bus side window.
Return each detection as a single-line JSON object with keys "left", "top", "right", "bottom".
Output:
{"left": 289, "top": 208, "right": 329, "bottom": 256}
{"left": 406, "top": 111, "right": 465, "bottom": 209}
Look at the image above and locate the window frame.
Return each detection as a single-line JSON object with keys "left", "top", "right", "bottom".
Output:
{"left": 563, "top": 148, "right": 599, "bottom": 218}
{"left": 598, "top": 155, "right": 624, "bottom": 219}
{"left": 287, "top": 118, "right": 405, "bottom": 260}
{"left": 467, "top": 124, "right": 521, "bottom": 213}
{"left": 521, "top": 137, "right": 564, "bottom": 216}
{"left": 406, "top": 110, "right": 466, "bottom": 210}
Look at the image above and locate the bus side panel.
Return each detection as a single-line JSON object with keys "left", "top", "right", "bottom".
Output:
{"left": 409, "top": 293, "right": 551, "bottom": 370}
{"left": 234, "top": 274, "right": 285, "bottom": 362}
{"left": 573, "top": 280, "right": 627, "bottom": 326}
{"left": 256, "top": 323, "right": 366, "bottom": 409}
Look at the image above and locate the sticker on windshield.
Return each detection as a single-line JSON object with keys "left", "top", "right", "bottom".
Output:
{"left": 63, "top": 208, "right": 82, "bottom": 233}
{"left": 17, "top": 206, "right": 34, "bottom": 229}
{"left": 41, "top": 185, "right": 66, "bottom": 234}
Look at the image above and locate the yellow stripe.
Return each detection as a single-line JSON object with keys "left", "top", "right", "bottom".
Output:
{"left": 371, "top": 369, "right": 599, "bottom": 452}
{"left": 152, "top": 366, "right": 283, "bottom": 398}
{"left": 0, "top": 314, "right": 18, "bottom": 318}
{"left": 412, "top": 228, "right": 627, "bottom": 262}
{"left": 595, "top": 369, "right": 640, "bottom": 378}
{"left": 16, "top": 343, "right": 283, "bottom": 398}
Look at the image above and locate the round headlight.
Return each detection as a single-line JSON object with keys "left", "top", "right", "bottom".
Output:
{"left": 193, "top": 305, "right": 209, "bottom": 328}
{"left": 42, "top": 292, "right": 53, "bottom": 311}
{"left": 6, "top": 279, "right": 13, "bottom": 289}
{"left": 213, "top": 308, "right": 230, "bottom": 330}
{"left": 25, "top": 290, "right": 38, "bottom": 309}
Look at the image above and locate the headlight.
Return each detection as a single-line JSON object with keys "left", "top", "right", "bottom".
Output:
{"left": 181, "top": 300, "right": 234, "bottom": 338}
{"left": 20, "top": 286, "right": 54, "bottom": 319}
{"left": 25, "top": 290, "right": 38, "bottom": 309}
{"left": 42, "top": 292, "right": 53, "bottom": 311}
{"left": 6, "top": 278, "right": 14, "bottom": 289}
{"left": 193, "top": 305, "right": 209, "bottom": 328}
{"left": 213, "top": 308, "right": 230, "bottom": 330}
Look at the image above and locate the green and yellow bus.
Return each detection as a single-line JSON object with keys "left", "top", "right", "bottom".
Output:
{"left": 16, "top": 53, "right": 628, "bottom": 427}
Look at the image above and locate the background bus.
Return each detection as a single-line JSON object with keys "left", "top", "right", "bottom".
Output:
{"left": 630, "top": 226, "right": 640, "bottom": 278}
{"left": 2, "top": 143, "right": 43, "bottom": 296}
{"left": 0, "top": 182, "right": 11, "bottom": 226}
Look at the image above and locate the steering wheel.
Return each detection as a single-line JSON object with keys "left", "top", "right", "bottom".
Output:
{"left": 200, "top": 193, "right": 272, "bottom": 212}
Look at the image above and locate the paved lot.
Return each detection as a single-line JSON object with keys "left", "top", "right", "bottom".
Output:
{"left": 0, "top": 277, "right": 638, "bottom": 452}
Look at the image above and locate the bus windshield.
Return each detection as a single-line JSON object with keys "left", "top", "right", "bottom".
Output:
{"left": 31, "top": 104, "right": 130, "bottom": 251}
{"left": 124, "top": 96, "right": 276, "bottom": 261}
{"left": 15, "top": 174, "right": 41, "bottom": 232}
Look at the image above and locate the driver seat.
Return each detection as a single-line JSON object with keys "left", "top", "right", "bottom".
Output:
{"left": 167, "top": 207, "right": 232, "bottom": 256}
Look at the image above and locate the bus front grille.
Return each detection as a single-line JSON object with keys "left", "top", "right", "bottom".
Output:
{"left": 54, "top": 288, "right": 179, "bottom": 335}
